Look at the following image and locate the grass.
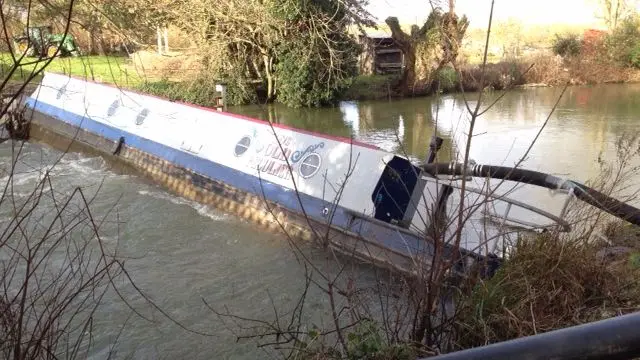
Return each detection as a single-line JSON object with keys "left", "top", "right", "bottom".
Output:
{"left": 0, "top": 52, "right": 224, "bottom": 108}
{"left": 0, "top": 53, "right": 149, "bottom": 88}
{"left": 461, "top": 22, "right": 594, "bottom": 65}
{"left": 453, "top": 226, "right": 640, "bottom": 350}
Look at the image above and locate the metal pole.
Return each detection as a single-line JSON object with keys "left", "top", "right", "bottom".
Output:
{"left": 221, "top": 85, "right": 227, "bottom": 112}
{"left": 400, "top": 136, "right": 444, "bottom": 227}
{"left": 425, "top": 136, "right": 452, "bottom": 237}
{"left": 426, "top": 311, "right": 640, "bottom": 360}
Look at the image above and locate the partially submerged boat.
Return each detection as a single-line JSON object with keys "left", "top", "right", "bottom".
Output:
{"left": 14, "top": 72, "right": 640, "bottom": 278}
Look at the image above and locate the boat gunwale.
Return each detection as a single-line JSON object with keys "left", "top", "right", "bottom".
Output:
{"left": 43, "top": 72, "right": 381, "bottom": 151}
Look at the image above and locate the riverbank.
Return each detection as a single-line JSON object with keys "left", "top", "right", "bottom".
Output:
{"left": 453, "top": 219, "right": 640, "bottom": 351}
{"left": 129, "top": 53, "right": 640, "bottom": 105}
{"left": 6, "top": 51, "right": 640, "bottom": 107}
{"left": 343, "top": 53, "right": 640, "bottom": 101}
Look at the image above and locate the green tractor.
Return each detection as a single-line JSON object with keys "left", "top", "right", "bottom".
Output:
{"left": 12, "top": 26, "right": 81, "bottom": 58}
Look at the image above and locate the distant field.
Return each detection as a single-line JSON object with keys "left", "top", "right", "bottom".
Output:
{"left": 0, "top": 53, "right": 152, "bottom": 87}
{"left": 462, "top": 22, "right": 594, "bottom": 64}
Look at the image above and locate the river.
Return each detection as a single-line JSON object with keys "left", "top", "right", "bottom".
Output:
{"left": 236, "top": 84, "right": 640, "bottom": 182}
{"left": 1, "top": 84, "right": 639, "bottom": 359}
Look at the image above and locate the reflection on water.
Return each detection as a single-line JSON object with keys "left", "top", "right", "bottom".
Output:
{"left": 233, "top": 98, "right": 457, "bottom": 162}
{"left": 232, "top": 84, "right": 640, "bottom": 183}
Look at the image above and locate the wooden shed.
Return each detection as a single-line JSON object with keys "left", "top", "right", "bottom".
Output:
{"left": 358, "top": 31, "right": 404, "bottom": 75}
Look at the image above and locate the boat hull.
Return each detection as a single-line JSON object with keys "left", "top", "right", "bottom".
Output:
{"left": 19, "top": 72, "right": 493, "bottom": 277}
{"left": 27, "top": 107, "right": 467, "bottom": 276}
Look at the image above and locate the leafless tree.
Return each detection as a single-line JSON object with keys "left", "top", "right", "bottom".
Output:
{"left": 594, "top": 0, "right": 638, "bottom": 30}
{"left": 0, "top": 2, "right": 210, "bottom": 359}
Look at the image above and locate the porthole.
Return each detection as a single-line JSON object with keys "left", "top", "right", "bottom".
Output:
{"left": 56, "top": 85, "right": 66, "bottom": 99}
{"left": 107, "top": 100, "right": 120, "bottom": 116}
{"left": 135, "top": 108, "right": 149, "bottom": 125}
{"left": 299, "top": 153, "right": 321, "bottom": 178}
{"left": 234, "top": 136, "right": 251, "bottom": 156}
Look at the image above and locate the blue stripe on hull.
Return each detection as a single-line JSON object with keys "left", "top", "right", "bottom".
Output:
{"left": 26, "top": 98, "right": 432, "bottom": 258}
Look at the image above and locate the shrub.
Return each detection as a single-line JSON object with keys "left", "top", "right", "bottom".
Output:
{"left": 275, "top": 35, "right": 359, "bottom": 108}
{"left": 552, "top": 33, "right": 582, "bottom": 57}
{"left": 342, "top": 74, "right": 399, "bottom": 100}
{"left": 521, "top": 53, "right": 565, "bottom": 85}
{"left": 435, "top": 67, "right": 459, "bottom": 93}
{"left": 629, "top": 43, "right": 640, "bottom": 68}
{"left": 605, "top": 15, "right": 640, "bottom": 67}
{"left": 136, "top": 74, "right": 257, "bottom": 108}
{"left": 454, "top": 226, "right": 640, "bottom": 350}
{"left": 459, "top": 61, "right": 526, "bottom": 92}
{"left": 297, "top": 320, "right": 418, "bottom": 360}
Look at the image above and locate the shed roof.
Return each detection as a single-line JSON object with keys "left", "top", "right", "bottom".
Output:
{"left": 348, "top": 23, "right": 415, "bottom": 39}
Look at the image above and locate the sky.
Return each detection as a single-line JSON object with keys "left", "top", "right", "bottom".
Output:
{"left": 366, "top": 0, "right": 604, "bottom": 28}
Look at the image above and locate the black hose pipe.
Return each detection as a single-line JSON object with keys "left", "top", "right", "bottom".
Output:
{"left": 421, "top": 162, "right": 640, "bottom": 227}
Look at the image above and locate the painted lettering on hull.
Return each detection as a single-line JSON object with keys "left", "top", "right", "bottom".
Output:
{"left": 257, "top": 157, "right": 293, "bottom": 180}
{"left": 238, "top": 131, "right": 325, "bottom": 181}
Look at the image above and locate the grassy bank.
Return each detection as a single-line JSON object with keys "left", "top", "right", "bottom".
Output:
{"left": 455, "top": 224, "right": 640, "bottom": 350}
{"left": 132, "top": 55, "right": 640, "bottom": 105}
{"left": 1, "top": 53, "right": 149, "bottom": 87}
{"left": 6, "top": 50, "right": 640, "bottom": 108}
{"left": 343, "top": 74, "right": 400, "bottom": 101}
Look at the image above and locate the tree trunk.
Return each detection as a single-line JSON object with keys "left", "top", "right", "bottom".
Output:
{"left": 386, "top": 17, "right": 416, "bottom": 96}
{"left": 251, "top": 58, "right": 263, "bottom": 79}
{"left": 87, "top": 11, "right": 105, "bottom": 56}
{"left": 89, "top": 27, "right": 104, "bottom": 56}
{"left": 263, "top": 54, "right": 275, "bottom": 102}
{"left": 442, "top": 13, "right": 459, "bottom": 65}
{"left": 157, "top": 26, "right": 162, "bottom": 55}
{"left": 163, "top": 27, "right": 169, "bottom": 54}
{"left": 401, "top": 50, "right": 417, "bottom": 96}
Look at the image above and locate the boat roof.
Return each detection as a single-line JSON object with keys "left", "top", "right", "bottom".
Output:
{"left": 54, "top": 73, "right": 381, "bottom": 151}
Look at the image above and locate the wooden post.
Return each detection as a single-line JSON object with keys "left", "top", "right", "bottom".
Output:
{"left": 215, "top": 84, "right": 226, "bottom": 112}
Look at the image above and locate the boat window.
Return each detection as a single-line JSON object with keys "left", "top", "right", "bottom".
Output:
{"left": 107, "top": 100, "right": 120, "bottom": 116}
{"left": 135, "top": 108, "right": 149, "bottom": 125}
{"left": 299, "top": 153, "right": 321, "bottom": 178}
{"left": 234, "top": 136, "right": 251, "bottom": 156}
{"left": 56, "top": 85, "right": 66, "bottom": 100}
